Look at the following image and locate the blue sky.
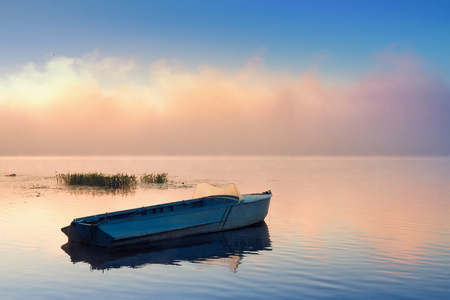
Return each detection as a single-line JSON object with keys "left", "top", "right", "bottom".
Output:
{"left": 2, "top": 0, "right": 449, "bottom": 78}
{"left": 1, "top": 1, "right": 450, "bottom": 155}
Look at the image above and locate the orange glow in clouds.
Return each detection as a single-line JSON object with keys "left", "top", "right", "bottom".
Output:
{"left": 0, "top": 51, "right": 449, "bottom": 155}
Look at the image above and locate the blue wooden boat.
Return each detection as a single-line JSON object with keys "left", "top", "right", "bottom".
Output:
{"left": 61, "top": 183, "right": 272, "bottom": 247}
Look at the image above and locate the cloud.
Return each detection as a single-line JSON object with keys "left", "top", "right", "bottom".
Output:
{"left": 1, "top": 50, "right": 449, "bottom": 155}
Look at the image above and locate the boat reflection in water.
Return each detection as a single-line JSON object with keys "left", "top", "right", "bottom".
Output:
{"left": 61, "top": 221, "right": 271, "bottom": 272}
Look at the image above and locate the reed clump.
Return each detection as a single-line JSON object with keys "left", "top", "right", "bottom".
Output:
{"left": 56, "top": 172, "right": 137, "bottom": 189}
{"left": 140, "top": 172, "right": 168, "bottom": 184}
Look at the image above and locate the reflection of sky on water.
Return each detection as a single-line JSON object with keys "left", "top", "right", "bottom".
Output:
{"left": 1, "top": 156, "right": 449, "bottom": 299}
{"left": 269, "top": 157, "right": 450, "bottom": 283}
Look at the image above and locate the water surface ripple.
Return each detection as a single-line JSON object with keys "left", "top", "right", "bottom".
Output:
{"left": 1, "top": 156, "right": 449, "bottom": 299}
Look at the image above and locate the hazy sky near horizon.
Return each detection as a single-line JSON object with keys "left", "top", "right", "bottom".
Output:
{"left": 1, "top": 0, "right": 450, "bottom": 155}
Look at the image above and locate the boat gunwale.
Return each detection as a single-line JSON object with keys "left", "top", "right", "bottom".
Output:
{"left": 73, "top": 193, "right": 271, "bottom": 226}
{"left": 75, "top": 192, "right": 270, "bottom": 220}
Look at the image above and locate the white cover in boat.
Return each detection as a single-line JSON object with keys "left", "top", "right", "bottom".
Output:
{"left": 193, "top": 183, "right": 243, "bottom": 201}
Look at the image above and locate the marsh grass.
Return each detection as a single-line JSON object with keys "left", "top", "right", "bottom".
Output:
{"left": 56, "top": 172, "right": 137, "bottom": 189}
{"left": 140, "top": 173, "right": 168, "bottom": 184}
{"left": 56, "top": 172, "right": 169, "bottom": 190}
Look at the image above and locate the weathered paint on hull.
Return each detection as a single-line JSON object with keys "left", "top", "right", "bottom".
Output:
{"left": 62, "top": 193, "right": 271, "bottom": 247}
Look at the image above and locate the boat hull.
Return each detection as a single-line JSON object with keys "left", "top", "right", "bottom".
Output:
{"left": 62, "top": 192, "right": 271, "bottom": 247}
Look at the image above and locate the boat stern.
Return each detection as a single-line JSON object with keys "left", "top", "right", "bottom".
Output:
{"left": 61, "top": 226, "right": 70, "bottom": 237}
{"left": 61, "top": 221, "right": 113, "bottom": 247}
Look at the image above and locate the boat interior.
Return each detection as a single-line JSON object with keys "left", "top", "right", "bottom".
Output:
{"left": 77, "top": 195, "right": 240, "bottom": 225}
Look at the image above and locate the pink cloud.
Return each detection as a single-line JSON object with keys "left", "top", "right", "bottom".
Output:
{"left": 0, "top": 51, "right": 449, "bottom": 155}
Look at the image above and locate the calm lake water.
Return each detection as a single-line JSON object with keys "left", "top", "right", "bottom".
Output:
{"left": 1, "top": 156, "right": 449, "bottom": 299}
